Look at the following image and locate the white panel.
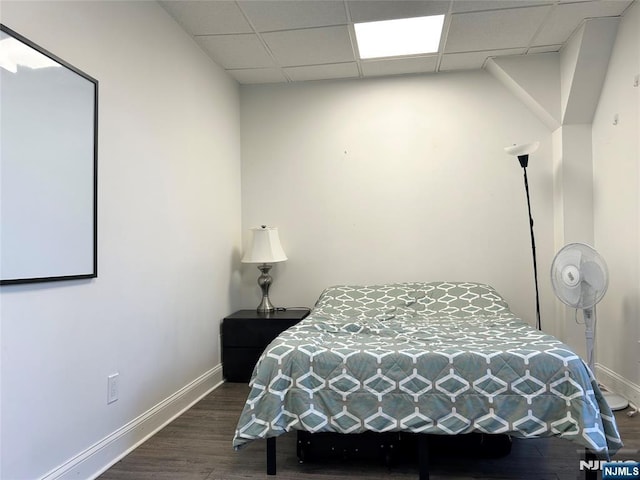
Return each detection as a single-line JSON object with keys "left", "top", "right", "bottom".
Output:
{"left": 160, "top": 0, "right": 252, "bottom": 35}
{"left": 445, "top": 6, "right": 551, "bottom": 53}
{"left": 238, "top": 0, "right": 347, "bottom": 31}
{"left": 361, "top": 56, "right": 437, "bottom": 77}
{"left": 262, "top": 26, "right": 354, "bottom": 67}
{"left": 1, "top": 44, "right": 96, "bottom": 282}
{"left": 197, "top": 34, "right": 275, "bottom": 69}
{"left": 284, "top": 62, "right": 359, "bottom": 82}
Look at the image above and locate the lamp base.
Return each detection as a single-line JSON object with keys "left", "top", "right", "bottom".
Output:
{"left": 256, "top": 263, "right": 275, "bottom": 313}
{"left": 256, "top": 296, "right": 275, "bottom": 314}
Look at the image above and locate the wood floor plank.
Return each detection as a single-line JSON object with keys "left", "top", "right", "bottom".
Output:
{"left": 98, "top": 382, "right": 639, "bottom": 480}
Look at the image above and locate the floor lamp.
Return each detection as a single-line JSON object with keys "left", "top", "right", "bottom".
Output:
{"left": 505, "top": 141, "right": 541, "bottom": 330}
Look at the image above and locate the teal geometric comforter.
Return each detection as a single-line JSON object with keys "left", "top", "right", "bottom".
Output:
{"left": 233, "top": 282, "right": 623, "bottom": 454}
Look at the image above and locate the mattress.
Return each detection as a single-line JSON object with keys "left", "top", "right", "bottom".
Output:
{"left": 232, "top": 282, "right": 622, "bottom": 455}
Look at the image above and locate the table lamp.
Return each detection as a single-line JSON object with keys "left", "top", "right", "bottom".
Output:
{"left": 242, "top": 225, "right": 287, "bottom": 313}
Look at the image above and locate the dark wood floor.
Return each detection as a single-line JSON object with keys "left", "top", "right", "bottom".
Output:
{"left": 98, "top": 382, "right": 639, "bottom": 480}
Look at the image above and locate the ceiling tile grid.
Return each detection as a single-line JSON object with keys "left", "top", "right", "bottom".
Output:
{"left": 360, "top": 56, "right": 439, "bottom": 77}
{"left": 227, "top": 67, "right": 287, "bottom": 84}
{"left": 284, "top": 62, "right": 360, "bottom": 81}
{"left": 160, "top": 0, "right": 635, "bottom": 84}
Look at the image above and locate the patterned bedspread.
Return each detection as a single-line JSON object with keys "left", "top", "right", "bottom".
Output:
{"left": 232, "top": 282, "right": 622, "bottom": 454}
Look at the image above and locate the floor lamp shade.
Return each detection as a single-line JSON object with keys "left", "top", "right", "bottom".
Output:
{"left": 504, "top": 141, "right": 539, "bottom": 168}
{"left": 242, "top": 226, "right": 287, "bottom": 313}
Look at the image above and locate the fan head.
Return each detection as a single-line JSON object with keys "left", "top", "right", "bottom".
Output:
{"left": 550, "top": 243, "right": 608, "bottom": 308}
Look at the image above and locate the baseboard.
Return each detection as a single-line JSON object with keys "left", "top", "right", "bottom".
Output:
{"left": 595, "top": 362, "right": 640, "bottom": 410}
{"left": 39, "top": 365, "right": 224, "bottom": 480}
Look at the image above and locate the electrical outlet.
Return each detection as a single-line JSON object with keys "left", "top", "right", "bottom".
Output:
{"left": 107, "top": 373, "right": 119, "bottom": 404}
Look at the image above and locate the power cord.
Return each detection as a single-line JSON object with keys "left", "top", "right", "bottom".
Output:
{"left": 275, "top": 307, "right": 311, "bottom": 313}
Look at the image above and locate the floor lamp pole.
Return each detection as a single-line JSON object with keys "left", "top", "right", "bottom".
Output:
{"left": 522, "top": 166, "right": 541, "bottom": 330}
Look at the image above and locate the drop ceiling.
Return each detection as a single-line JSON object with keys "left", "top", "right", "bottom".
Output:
{"left": 160, "top": 0, "right": 634, "bottom": 84}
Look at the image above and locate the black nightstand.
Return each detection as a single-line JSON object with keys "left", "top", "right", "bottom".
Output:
{"left": 222, "top": 309, "right": 310, "bottom": 383}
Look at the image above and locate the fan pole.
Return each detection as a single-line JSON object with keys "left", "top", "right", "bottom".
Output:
{"left": 522, "top": 167, "right": 542, "bottom": 330}
{"left": 583, "top": 307, "right": 595, "bottom": 372}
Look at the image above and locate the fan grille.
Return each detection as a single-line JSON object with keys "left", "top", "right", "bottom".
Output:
{"left": 550, "top": 243, "right": 608, "bottom": 308}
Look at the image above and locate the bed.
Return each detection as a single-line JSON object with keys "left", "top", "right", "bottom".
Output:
{"left": 232, "top": 282, "right": 623, "bottom": 478}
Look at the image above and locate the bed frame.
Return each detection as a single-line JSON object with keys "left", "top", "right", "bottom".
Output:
{"left": 266, "top": 435, "right": 430, "bottom": 478}
{"left": 263, "top": 436, "right": 599, "bottom": 480}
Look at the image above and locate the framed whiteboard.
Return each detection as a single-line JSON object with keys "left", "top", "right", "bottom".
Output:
{"left": 0, "top": 24, "right": 98, "bottom": 285}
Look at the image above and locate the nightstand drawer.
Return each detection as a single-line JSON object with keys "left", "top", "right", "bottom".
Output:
{"left": 222, "top": 317, "right": 301, "bottom": 347}
{"left": 222, "top": 347, "right": 264, "bottom": 383}
{"left": 221, "top": 309, "right": 309, "bottom": 383}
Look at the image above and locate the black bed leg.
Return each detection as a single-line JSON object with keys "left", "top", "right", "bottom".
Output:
{"left": 267, "top": 437, "right": 276, "bottom": 475}
{"left": 584, "top": 449, "right": 597, "bottom": 480}
{"left": 418, "top": 435, "right": 430, "bottom": 480}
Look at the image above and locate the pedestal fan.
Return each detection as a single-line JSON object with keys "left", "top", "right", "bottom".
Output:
{"left": 550, "top": 243, "right": 629, "bottom": 411}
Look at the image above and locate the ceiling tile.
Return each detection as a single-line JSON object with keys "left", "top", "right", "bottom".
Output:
{"left": 347, "top": 1, "right": 450, "bottom": 23}
{"left": 262, "top": 26, "right": 355, "bottom": 67}
{"left": 451, "top": 1, "right": 553, "bottom": 13}
{"left": 284, "top": 63, "right": 359, "bottom": 82}
{"left": 531, "top": 0, "right": 632, "bottom": 46}
{"left": 361, "top": 56, "right": 438, "bottom": 77}
{"left": 227, "top": 68, "right": 288, "bottom": 84}
{"left": 444, "top": 6, "right": 552, "bottom": 53}
{"left": 160, "top": 1, "right": 252, "bottom": 35}
{"left": 238, "top": 0, "right": 348, "bottom": 31}
{"left": 440, "top": 48, "right": 526, "bottom": 71}
{"left": 196, "top": 34, "right": 275, "bottom": 69}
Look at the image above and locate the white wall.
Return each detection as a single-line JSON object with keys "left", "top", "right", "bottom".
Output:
{"left": 551, "top": 123, "right": 596, "bottom": 353}
{"left": 240, "top": 72, "right": 556, "bottom": 327}
{"left": 0, "top": 2, "right": 241, "bottom": 479}
{"left": 592, "top": 1, "right": 640, "bottom": 401}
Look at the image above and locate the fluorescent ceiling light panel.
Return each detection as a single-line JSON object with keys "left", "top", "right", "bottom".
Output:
{"left": 355, "top": 15, "right": 445, "bottom": 59}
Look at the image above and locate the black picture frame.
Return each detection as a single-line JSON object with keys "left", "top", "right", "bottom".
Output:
{"left": 0, "top": 24, "right": 98, "bottom": 285}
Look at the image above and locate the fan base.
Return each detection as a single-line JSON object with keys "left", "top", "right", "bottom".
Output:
{"left": 603, "top": 392, "right": 629, "bottom": 411}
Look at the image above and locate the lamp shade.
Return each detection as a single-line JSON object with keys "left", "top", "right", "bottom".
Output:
{"left": 241, "top": 226, "right": 287, "bottom": 264}
{"left": 504, "top": 141, "right": 539, "bottom": 157}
